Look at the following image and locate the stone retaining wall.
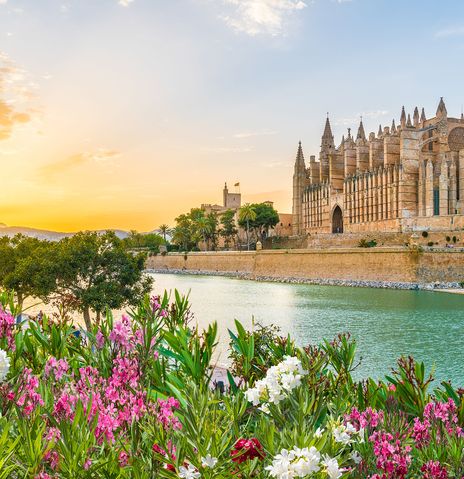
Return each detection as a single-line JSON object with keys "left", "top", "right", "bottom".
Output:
{"left": 146, "top": 248, "right": 464, "bottom": 285}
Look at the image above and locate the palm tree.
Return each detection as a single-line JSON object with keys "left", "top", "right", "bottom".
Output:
{"left": 239, "top": 204, "right": 257, "bottom": 251}
{"left": 158, "top": 224, "right": 171, "bottom": 243}
{"left": 195, "top": 216, "right": 212, "bottom": 251}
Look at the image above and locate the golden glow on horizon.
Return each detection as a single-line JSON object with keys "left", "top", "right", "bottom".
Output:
{"left": 0, "top": 46, "right": 292, "bottom": 232}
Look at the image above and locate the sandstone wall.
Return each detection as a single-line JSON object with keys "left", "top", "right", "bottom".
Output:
{"left": 147, "top": 249, "right": 464, "bottom": 284}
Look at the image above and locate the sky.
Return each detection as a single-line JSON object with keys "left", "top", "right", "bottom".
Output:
{"left": 1, "top": 0, "right": 464, "bottom": 232}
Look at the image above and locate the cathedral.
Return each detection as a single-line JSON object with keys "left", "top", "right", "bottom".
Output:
{"left": 292, "top": 98, "right": 464, "bottom": 236}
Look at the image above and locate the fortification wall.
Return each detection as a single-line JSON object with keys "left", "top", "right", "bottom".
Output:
{"left": 147, "top": 249, "right": 464, "bottom": 284}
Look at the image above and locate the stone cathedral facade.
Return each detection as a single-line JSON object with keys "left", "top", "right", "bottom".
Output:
{"left": 292, "top": 98, "right": 464, "bottom": 236}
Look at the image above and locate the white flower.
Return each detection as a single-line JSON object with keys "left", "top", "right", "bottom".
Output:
{"left": 350, "top": 450, "right": 362, "bottom": 464}
{"left": 0, "top": 350, "right": 10, "bottom": 383}
{"left": 333, "top": 425, "right": 351, "bottom": 445}
{"left": 267, "top": 446, "right": 320, "bottom": 478}
{"left": 315, "top": 427, "right": 325, "bottom": 438}
{"left": 244, "top": 356, "right": 307, "bottom": 410}
{"left": 179, "top": 464, "right": 200, "bottom": 479}
{"left": 322, "top": 455, "right": 343, "bottom": 479}
{"left": 201, "top": 454, "right": 217, "bottom": 468}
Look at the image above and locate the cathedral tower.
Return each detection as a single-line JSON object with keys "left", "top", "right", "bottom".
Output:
{"left": 292, "top": 141, "right": 306, "bottom": 235}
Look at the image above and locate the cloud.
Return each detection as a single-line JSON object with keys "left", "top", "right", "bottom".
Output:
{"left": 118, "top": 0, "right": 134, "bottom": 6}
{"left": 0, "top": 0, "right": 7, "bottom": 5}
{"left": 334, "top": 110, "right": 389, "bottom": 127}
{"left": 0, "top": 52, "right": 38, "bottom": 140}
{"left": 435, "top": 25, "right": 464, "bottom": 38}
{"left": 39, "top": 149, "right": 121, "bottom": 178}
{"left": 201, "top": 146, "right": 253, "bottom": 153}
{"left": 221, "top": 0, "right": 307, "bottom": 36}
{"left": 233, "top": 129, "right": 278, "bottom": 138}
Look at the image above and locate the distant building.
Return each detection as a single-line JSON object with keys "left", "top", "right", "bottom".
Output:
{"left": 201, "top": 183, "right": 242, "bottom": 216}
{"left": 292, "top": 98, "right": 464, "bottom": 235}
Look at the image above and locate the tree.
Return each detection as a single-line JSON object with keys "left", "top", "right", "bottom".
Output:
{"left": 249, "top": 203, "right": 280, "bottom": 240}
{"left": 0, "top": 235, "right": 57, "bottom": 310}
{"left": 195, "top": 216, "right": 211, "bottom": 251}
{"left": 54, "top": 231, "right": 152, "bottom": 330}
{"left": 158, "top": 224, "right": 172, "bottom": 243}
{"left": 220, "top": 209, "right": 238, "bottom": 249}
{"left": 123, "top": 231, "right": 165, "bottom": 252}
{"left": 173, "top": 213, "right": 197, "bottom": 251}
{"left": 238, "top": 204, "right": 257, "bottom": 251}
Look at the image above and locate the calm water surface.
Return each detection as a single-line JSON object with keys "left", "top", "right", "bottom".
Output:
{"left": 149, "top": 273, "right": 464, "bottom": 386}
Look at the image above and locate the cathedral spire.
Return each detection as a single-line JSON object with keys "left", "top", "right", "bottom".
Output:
{"left": 294, "top": 141, "right": 305, "bottom": 169}
{"left": 377, "top": 124, "right": 383, "bottom": 138}
{"left": 400, "top": 106, "right": 406, "bottom": 128}
{"left": 420, "top": 107, "right": 426, "bottom": 123}
{"left": 356, "top": 117, "right": 366, "bottom": 142}
{"left": 436, "top": 97, "right": 447, "bottom": 117}
{"left": 406, "top": 114, "right": 413, "bottom": 128}
{"left": 413, "top": 106, "right": 419, "bottom": 127}
{"left": 321, "top": 115, "right": 335, "bottom": 148}
{"left": 391, "top": 119, "right": 397, "bottom": 134}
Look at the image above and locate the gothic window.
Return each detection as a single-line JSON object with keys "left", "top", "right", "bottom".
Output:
{"left": 433, "top": 188, "right": 440, "bottom": 216}
{"left": 428, "top": 130, "right": 433, "bottom": 152}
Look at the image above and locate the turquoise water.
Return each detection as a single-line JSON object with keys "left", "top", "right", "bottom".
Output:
{"left": 149, "top": 273, "right": 464, "bottom": 386}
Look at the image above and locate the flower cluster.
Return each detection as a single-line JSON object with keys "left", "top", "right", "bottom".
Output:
{"left": 230, "top": 438, "right": 265, "bottom": 463}
{"left": 412, "top": 399, "right": 463, "bottom": 447}
{"left": 345, "top": 407, "right": 384, "bottom": 432}
{"left": 421, "top": 460, "right": 449, "bottom": 479}
{"left": 0, "top": 308, "right": 15, "bottom": 350}
{"left": 244, "top": 356, "right": 307, "bottom": 408}
{"left": 369, "top": 430, "right": 412, "bottom": 479}
{"left": 16, "top": 368, "right": 45, "bottom": 416}
{"left": 45, "top": 357, "right": 69, "bottom": 381}
{"left": 0, "top": 349, "right": 10, "bottom": 382}
{"left": 266, "top": 446, "right": 343, "bottom": 479}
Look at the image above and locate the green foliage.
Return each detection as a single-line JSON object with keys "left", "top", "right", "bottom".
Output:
{"left": 0, "top": 292, "right": 463, "bottom": 478}
{"left": 220, "top": 209, "right": 238, "bottom": 249}
{"left": 54, "top": 231, "right": 152, "bottom": 329}
{"left": 0, "top": 234, "right": 57, "bottom": 308}
{"left": 123, "top": 230, "right": 166, "bottom": 252}
{"left": 172, "top": 209, "right": 219, "bottom": 251}
{"left": 229, "top": 320, "right": 294, "bottom": 385}
{"left": 239, "top": 202, "right": 279, "bottom": 241}
{"left": 358, "top": 238, "right": 377, "bottom": 248}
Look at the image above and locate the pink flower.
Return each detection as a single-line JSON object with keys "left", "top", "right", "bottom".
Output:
{"left": 0, "top": 308, "right": 15, "bottom": 350}
{"left": 95, "top": 330, "right": 105, "bottom": 349}
{"left": 230, "top": 438, "right": 265, "bottom": 463}
{"left": 118, "top": 450, "right": 129, "bottom": 467}
{"left": 16, "top": 368, "right": 44, "bottom": 416}
{"left": 109, "top": 316, "right": 133, "bottom": 350}
{"left": 45, "top": 357, "right": 69, "bottom": 381}
{"left": 421, "top": 460, "right": 448, "bottom": 479}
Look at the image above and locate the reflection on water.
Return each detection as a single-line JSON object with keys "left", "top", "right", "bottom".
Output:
{"left": 149, "top": 273, "right": 464, "bottom": 386}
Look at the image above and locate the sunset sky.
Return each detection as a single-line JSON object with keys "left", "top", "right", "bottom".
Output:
{"left": 1, "top": 0, "right": 464, "bottom": 232}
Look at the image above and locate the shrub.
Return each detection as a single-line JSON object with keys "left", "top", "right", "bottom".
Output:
{"left": 421, "top": 231, "right": 429, "bottom": 238}
{"left": 427, "top": 241, "right": 434, "bottom": 247}
{"left": 446, "top": 236, "right": 451, "bottom": 242}
{"left": 358, "top": 238, "right": 377, "bottom": 248}
{"left": 0, "top": 292, "right": 463, "bottom": 478}
{"left": 452, "top": 236, "right": 457, "bottom": 243}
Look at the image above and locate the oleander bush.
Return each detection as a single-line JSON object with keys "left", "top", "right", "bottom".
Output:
{"left": 0, "top": 290, "right": 463, "bottom": 478}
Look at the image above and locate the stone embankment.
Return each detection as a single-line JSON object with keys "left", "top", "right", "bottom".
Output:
{"left": 146, "top": 268, "right": 460, "bottom": 290}
{"left": 146, "top": 247, "right": 464, "bottom": 291}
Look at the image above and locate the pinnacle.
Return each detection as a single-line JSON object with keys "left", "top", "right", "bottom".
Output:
{"left": 420, "top": 107, "right": 426, "bottom": 123}
{"left": 406, "top": 113, "right": 413, "bottom": 128}
{"left": 436, "top": 97, "right": 447, "bottom": 117}
{"left": 356, "top": 118, "right": 366, "bottom": 141}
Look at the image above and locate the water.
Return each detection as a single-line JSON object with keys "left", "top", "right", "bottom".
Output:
{"left": 149, "top": 273, "right": 464, "bottom": 386}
